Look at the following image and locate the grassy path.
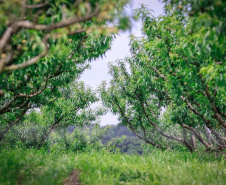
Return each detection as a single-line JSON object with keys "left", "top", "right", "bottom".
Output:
{"left": 0, "top": 149, "right": 225, "bottom": 185}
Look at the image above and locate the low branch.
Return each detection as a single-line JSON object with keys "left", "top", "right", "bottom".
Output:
{"left": 182, "top": 96, "right": 226, "bottom": 145}
{"left": 0, "top": 102, "right": 31, "bottom": 141}
{"left": 0, "top": 5, "right": 98, "bottom": 72}
{"left": 37, "top": 115, "right": 64, "bottom": 149}
{"left": 3, "top": 35, "right": 49, "bottom": 71}
{"left": 16, "top": 6, "right": 99, "bottom": 31}
{"left": 112, "top": 95, "right": 164, "bottom": 149}
{"left": 25, "top": 1, "right": 49, "bottom": 9}
{"left": 198, "top": 74, "right": 226, "bottom": 128}
{"left": 145, "top": 101, "right": 156, "bottom": 119}
{"left": 182, "top": 123, "right": 212, "bottom": 149}
{"left": 182, "top": 128, "right": 195, "bottom": 152}
{"left": 180, "top": 95, "right": 211, "bottom": 124}
{"left": 0, "top": 26, "right": 17, "bottom": 53}
{"left": 205, "top": 123, "right": 226, "bottom": 145}
{"left": 0, "top": 33, "right": 87, "bottom": 115}
{"left": 151, "top": 67, "right": 169, "bottom": 82}
{"left": 0, "top": 77, "right": 48, "bottom": 114}
{"left": 138, "top": 114, "right": 165, "bottom": 149}
{"left": 134, "top": 90, "right": 186, "bottom": 146}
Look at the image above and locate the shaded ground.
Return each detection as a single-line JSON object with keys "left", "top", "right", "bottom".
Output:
{"left": 64, "top": 170, "right": 81, "bottom": 185}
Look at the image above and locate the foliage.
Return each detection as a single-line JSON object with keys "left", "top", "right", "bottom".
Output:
{"left": 0, "top": 149, "right": 225, "bottom": 185}
{"left": 102, "top": 123, "right": 144, "bottom": 154}
{"left": 0, "top": 81, "right": 107, "bottom": 149}
{"left": 0, "top": 0, "right": 131, "bottom": 142}
{"left": 0, "top": 0, "right": 131, "bottom": 72}
{"left": 113, "top": 136, "right": 143, "bottom": 154}
{"left": 99, "top": 3, "right": 226, "bottom": 152}
{"left": 102, "top": 123, "right": 136, "bottom": 144}
{"left": 49, "top": 124, "right": 109, "bottom": 153}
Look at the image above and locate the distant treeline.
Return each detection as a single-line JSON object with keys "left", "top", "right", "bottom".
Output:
{"left": 101, "top": 124, "right": 144, "bottom": 154}
{"left": 67, "top": 124, "right": 144, "bottom": 154}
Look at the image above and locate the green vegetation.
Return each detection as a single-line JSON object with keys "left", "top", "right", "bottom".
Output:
{"left": 1, "top": 149, "right": 226, "bottom": 185}
{"left": 0, "top": 0, "right": 226, "bottom": 184}
{"left": 99, "top": 0, "right": 226, "bottom": 152}
{"left": 0, "top": 0, "right": 131, "bottom": 143}
{"left": 102, "top": 124, "right": 144, "bottom": 154}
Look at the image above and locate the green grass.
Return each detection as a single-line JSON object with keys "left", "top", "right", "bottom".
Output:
{"left": 0, "top": 149, "right": 225, "bottom": 185}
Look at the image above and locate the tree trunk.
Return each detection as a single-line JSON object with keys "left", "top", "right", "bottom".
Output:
{"left": 36, "top": 116, "right": 64, "bottom": 149}
{"left": 0, "top": 104, "right": 30, "bottom": 141}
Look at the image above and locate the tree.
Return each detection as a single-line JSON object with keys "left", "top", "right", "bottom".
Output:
{"left": 0, "top": 0, "right": 131, "bottom": 141}
{"left": 99, "top": 3, "right": 226, "bottom": 152}
{"left": 1, "top": 81, "right": 106, "bottom": 149}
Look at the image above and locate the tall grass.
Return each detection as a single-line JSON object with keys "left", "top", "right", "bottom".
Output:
{"left": 0, "top": 149, "right": 225, "bottom": 185}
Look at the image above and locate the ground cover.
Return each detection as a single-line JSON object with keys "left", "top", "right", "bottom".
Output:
{"left": 0, "top": 149, "right": 225, "bottom": 185}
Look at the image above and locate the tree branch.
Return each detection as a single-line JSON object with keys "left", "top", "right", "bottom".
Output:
{"left": 25, "top": 1, "right": 49, "bottom": 9}
{"left": 16, "top": 6, "right": 99, "bottom": 31}
{"left": 0, "top": 77, "right": 48, "bottom": 114}
{"left": 3, "top": 35, "right": 49, "bottom": 71}
{"left": 182, "top": 123, "right": 215, "bottom": 150}
{"left": 198, "top": 74, "right": 226, "bottom": 128}
{"left": 0, "top": 102, "right": 31, "bottom": 141}
{"left": 37, "top": 115, "right": 64, "bottom": 149}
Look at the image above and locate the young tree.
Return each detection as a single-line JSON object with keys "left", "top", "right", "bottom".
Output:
{"left": 1, "top": 81, "right": 106, "bottom": 148}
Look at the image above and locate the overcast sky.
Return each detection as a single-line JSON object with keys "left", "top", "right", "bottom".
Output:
{"left": 80, "top": 0, "right": 164, "bottom": 126}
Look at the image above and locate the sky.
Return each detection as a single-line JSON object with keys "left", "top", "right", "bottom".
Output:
{"left": 80, "top": 0, "right": 164, "bottom": 126}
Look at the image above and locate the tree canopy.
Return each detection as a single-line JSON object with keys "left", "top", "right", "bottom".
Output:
{"left": 0, "top": 0, "right": 131, "bottom": 143}
{"left": 0, "top": 0, "right": 225, "bottom": 153}
{"left": 99, "top": 1, "right": 226, "bottom": 152}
